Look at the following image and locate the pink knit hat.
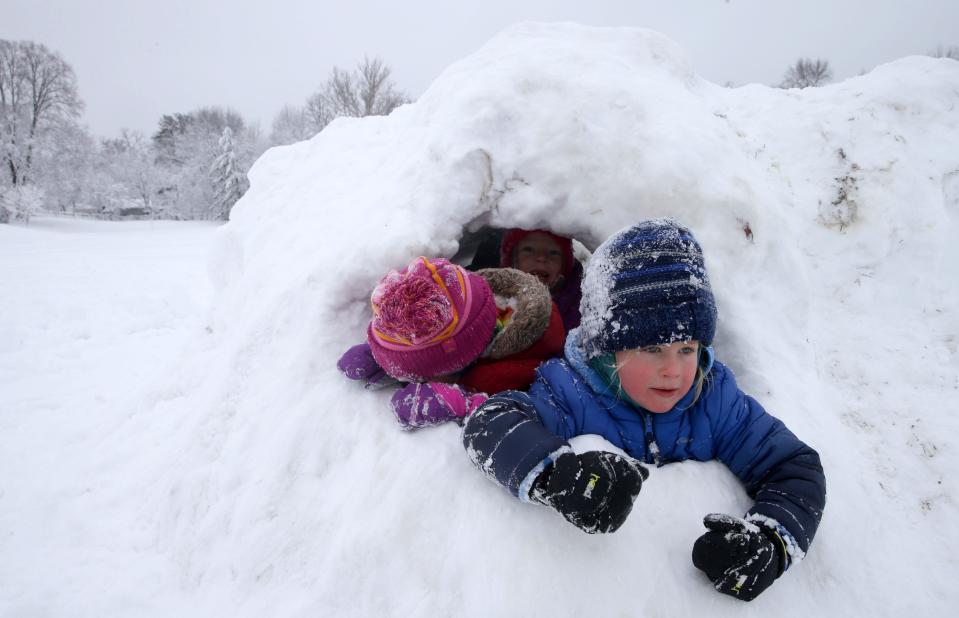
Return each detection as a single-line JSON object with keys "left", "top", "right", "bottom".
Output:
{"left": 367, "top": 257, "right": 497, "bottom": 381}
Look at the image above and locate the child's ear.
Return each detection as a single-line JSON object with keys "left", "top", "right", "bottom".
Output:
{"left": 699, "top": 345, "right": 715, "bottom": 374}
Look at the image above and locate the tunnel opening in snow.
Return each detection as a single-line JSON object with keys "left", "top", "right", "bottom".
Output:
{"left": 451, "top": 225, "right": 591, "bottom": 272}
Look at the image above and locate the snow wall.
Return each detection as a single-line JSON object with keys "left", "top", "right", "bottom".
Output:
{"left": 76, "top": 23, "right": 959, "bottom": 617}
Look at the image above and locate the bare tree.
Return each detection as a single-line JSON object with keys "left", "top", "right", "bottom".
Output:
{"left": 304, "top": 56, "right": 409, "bottom": 134}
{"left": 307, "top": 67, "right": 360, "bottom": 128}
{"left": 929, "top": 45, "right": 959, "bottom": 60}
{"left": 270, "top": 104, "right": 314, "bottom": 146}
{"left": 780, "top": 58, "right": 833, "bottom": 88}
{"left": 0, "top": 40, "right": 83, "bottom": 188}
{"left": 357, "top": 57, "right": 408, "bottom": 115}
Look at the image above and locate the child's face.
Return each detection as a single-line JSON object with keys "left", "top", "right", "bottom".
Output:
{"left": 513, "top": 232, "right": 564, "bottom": 288}
{"left": 614, "top": 341, "right": 700, "bottom": 413}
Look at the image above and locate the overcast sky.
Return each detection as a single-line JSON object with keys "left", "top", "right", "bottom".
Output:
{"left": 5, "top": 0, "right": 958, "bottom": 138}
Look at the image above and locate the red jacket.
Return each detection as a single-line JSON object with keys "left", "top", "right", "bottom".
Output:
{"left": 459, "top": 302, "right": 565, "bottom": 394}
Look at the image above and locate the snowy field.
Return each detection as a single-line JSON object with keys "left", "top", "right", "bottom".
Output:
{"left": 1, "top": 217, "right": 218, "bottom": 615}
{"left": 3, "top": 22, "right": 959, "bottom": 618}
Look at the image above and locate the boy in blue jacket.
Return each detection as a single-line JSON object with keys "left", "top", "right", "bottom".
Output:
{"left": 462, "top": 219, "right": 826, "bottom": 602}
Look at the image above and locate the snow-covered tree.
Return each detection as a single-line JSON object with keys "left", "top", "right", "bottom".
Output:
{"left": 304, "top": 56, "right": 409, "bottom": 134}
{"left": 152, "top": 112, "right": 195, "bottom": 167}
{"left": 116, "top": 132, "right": 160, "bottom": 215}
{"left": 32, "top": 120, "right": 95, "bottom": 213}
{"left": 0, "top": 183, "right": 44, "bottom": 223}
{"left": 209, "top": 126, "right": 247, "bottom": 220}
{"left": 151, "top": 106, "right": 259, "bottom": 219}
{"left": 780, "top": 58, "right": 833, "bottom": 88}
{"left": 92, "top": 130, "right": 165, "bottom": 216}
{"left": 0, "top": 40, "right": 83, "bottom": 191}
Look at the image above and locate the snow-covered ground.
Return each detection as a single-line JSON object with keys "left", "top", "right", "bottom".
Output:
{"left": 0, "top": 217, "right": 217, "bottom": 615}
{"left": 3, "top": 22, "right": 959, "bottom": 618}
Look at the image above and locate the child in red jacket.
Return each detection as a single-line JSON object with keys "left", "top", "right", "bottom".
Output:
{"left": 499, "top": 228, "right": 583, "bottom": 331}
{"left": 337, "top": 257, "right": 565, "bottom": 428}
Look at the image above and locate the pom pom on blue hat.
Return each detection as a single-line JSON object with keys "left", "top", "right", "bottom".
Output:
{"left": 579, "top": 219, "right": 717, "bottom": 358}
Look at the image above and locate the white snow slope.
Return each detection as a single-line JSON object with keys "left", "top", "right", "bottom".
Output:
{"left": 3, "top": 22, "right": 959, "bottom": 617}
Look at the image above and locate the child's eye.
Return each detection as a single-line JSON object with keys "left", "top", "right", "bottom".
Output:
{"left": 641, "top": 345, "right": 661, "bottom": 354}
{"left": 680, "top": 345, "right": 697, "bottom": 355}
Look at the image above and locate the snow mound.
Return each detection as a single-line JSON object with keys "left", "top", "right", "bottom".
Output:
{"left": 46, "top": 22, "right": 959, "bottom": 617}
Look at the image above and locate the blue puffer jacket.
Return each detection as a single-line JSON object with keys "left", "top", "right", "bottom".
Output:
{"left": 463, "top": 331, "right": 826, "bottom": 560}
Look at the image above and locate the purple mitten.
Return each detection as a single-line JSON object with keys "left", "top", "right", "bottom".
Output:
{"left": 390, "top": 382, "right": 489, "bottom": 429}
{"left": 336, "top": 343, "right": 397, "bottom": 390}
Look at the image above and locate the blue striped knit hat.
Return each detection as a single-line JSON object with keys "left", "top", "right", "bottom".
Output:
{"left": 579, "top": 219, "right": 717, "bottom": 358}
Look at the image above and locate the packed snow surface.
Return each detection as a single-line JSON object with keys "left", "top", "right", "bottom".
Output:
{"left": 3, "top": 22, "right": 959, "bottom": 617}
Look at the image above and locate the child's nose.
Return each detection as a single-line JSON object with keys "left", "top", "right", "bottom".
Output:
{"left": 662, "top": 355, "right": 681, "bottom": 377}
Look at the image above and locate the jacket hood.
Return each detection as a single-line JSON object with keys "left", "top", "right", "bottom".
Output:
{"left": 499, "top": 229, "right": 576, "bottom": 278}
{"left": 564, "top": 327, "right": 615, "bottom": 395}
{"left": 476, "top": 267, "right": 553, "bottom": 359}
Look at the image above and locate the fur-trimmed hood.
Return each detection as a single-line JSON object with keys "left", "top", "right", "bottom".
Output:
{"left": 475, "top": 267, "right": 553, "bottom": 359}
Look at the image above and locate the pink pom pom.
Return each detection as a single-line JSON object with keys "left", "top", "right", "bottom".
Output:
{"left": 373, "top": 275, "right": 452, "bottom": 345}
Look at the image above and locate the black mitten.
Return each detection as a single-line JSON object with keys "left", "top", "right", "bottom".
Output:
{"left": 529, "top": 451, "right": 648, "bottom": 534}
{"left": 691, "top": 513, "right": 788, "bottom": 602}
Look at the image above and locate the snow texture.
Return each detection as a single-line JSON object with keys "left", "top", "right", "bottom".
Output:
{"left": 3, "top": 22, "right": 959, "bottom": 617}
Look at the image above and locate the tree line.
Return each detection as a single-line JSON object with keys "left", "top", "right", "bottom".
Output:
{"left": 1, "top": 39, "right": 408, "bottom": 224}
{"left": 2, "top": 40, "right": 957, "bottom": 224}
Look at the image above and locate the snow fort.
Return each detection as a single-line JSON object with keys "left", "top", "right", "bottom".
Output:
{"left": 94, "top": 22, "right": 959, "bottom": 618}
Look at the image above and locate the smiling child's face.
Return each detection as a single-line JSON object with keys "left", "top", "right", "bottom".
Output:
{"left": 614, "top": 341, "right": 700, "bottom": 413}
{"left": 512, "top": 232, "right": 564, "bottom": 288}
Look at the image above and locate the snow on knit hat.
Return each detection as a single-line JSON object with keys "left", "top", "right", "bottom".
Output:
{"left": 578, "top": 219, "right": 717, "bottom": 358}
{"left": 500, "top": 229, "right": 576, "bottom": 278}
{"left": 368, "top": 257, "right": 497, "bottom": 381}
